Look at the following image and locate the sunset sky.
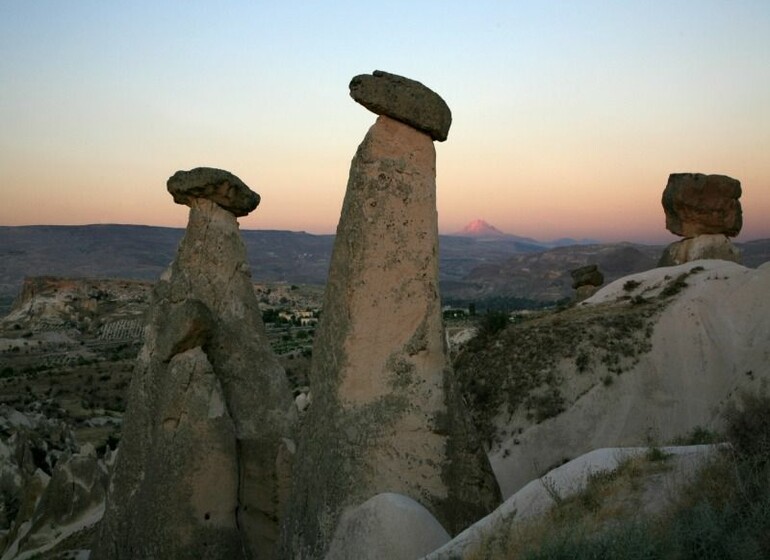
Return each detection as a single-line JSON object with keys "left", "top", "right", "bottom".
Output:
{"left": 1, "top": 1, "right": 768, "bottom": 243}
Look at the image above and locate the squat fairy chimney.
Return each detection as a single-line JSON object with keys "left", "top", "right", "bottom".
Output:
{"left": 659, "top": 173, "right": 742, "bottom": 266}
{"left": 94, "top": 168, "right": 295, "bottom": 560}
{"left": 280, "top": 72, "right": 500, "bottom": 558}
{"left": 571, "top": 264, "right": 604, "bottom": 301}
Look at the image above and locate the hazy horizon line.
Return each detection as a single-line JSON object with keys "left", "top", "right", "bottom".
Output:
{"left": 3, "top": 221, "right": 769, "bottom": 246}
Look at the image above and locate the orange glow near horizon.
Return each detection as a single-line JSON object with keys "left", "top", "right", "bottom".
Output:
{"left": 1, "top": 2, "right": 768, "bottom": 245}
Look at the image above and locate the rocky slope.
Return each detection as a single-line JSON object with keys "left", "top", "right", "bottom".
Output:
{"left": 456, "top": 259, "right": 770, "bottom": 498}
{"left": 1, "top": 256, "right": 769, "bottom": 557}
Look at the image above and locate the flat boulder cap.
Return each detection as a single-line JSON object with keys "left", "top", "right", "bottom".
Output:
{"left": 661, "top": 173, "right": 742, "bottom": 237}
{"left": 349, "top": 70, "right": 452, "bottom": 142}
{"left": 167, "top": 167, "right": 260, "bottom": 217}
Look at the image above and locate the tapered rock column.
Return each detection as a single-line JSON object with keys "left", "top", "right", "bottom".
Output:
{"left": 281, "top": 71, "right": 500, "bottom": 558}
{"left": 94, "top": 168, "right": 295, "bottom": 560}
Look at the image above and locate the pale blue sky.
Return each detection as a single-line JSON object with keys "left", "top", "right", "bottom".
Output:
{"left": 1, "top": 1, "right": 768, "bottom": 242}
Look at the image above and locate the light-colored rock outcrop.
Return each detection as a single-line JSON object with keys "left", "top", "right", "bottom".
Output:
{"left": 424, "top": 445, "right": 723, "bottom": 560}
{"left": 658, "top": 233, "right": 741, "bottom": 266}
{"left": 94, "top": 168, "right": 295, "bottom": 559}
{"left": 326, "top": 493, "right": 450, "bottom": 560}
{"left": 2, "top": 445, "right": 109, "bottom": 560}
{"left": 281, "top": 77, "right": 498, "bottom": 558}
{"left": 488, "top": 260, "right": 770, "bottom": 498}
{"left": 0, "top": 406, "right": 108, "bottom": 560}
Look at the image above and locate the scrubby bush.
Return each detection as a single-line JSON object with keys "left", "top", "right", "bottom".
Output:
{"left": 623, "top": 279, "right": 641, "bottom": 292}
{"left": 723, "top": 386, "right": 770, "bottom": 460}
{"left": 478, "top": 311, "right": 510, "bottom": 338}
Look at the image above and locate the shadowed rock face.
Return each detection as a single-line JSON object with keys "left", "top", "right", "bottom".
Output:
{"left": 571, "top": 264, "right": 604, "bottom": 289}
{"left": 349, "top": 70, "right": 452, "bottom": 142}
{"left": 280, "top": 112, "right": 499, "bottom": 558}
{"left": 662, "top": 173, "right": 742, "bottom": 237}
{"left": 94, "top": 174, "right": 295, "bottom": 559}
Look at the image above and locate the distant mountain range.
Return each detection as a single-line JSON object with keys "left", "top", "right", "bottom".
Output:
{"left": 1, "top": 224, "right": 768, "bottom": 314}
{"left": 455, "top": 219, "right": 600, "bottom": 248}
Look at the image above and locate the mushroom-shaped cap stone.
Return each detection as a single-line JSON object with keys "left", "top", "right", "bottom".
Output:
{"left": 661, "top": 173, "right": 742, "bottom": 237}
{"left": 349, "top": 70, "right": 452, "bottom": 142}
{"left": 167, "top": 167, "right": 260, "bottom": 217}
{"left": 570, "top": 264, "right": 604, "bottom": 289}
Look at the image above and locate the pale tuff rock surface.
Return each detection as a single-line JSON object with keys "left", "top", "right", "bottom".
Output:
{"left": 325, "top": 493, "right": 450, "bottom": 560}
{"left": 2, "top": 445, "right": 109, "bottom": 560}
{"left": 489, "top": 260, "right": 770, "bottom": 498}
{"left": 94, "top": 174, "right": 295, "bottom": 559}
{"left": 281, "top": 114, "right": 499, "bottom": 558}
{"left": 349, "top": 70, "right": 452, "bottom": 141}
{"left": 662, "top": 173, "right": 742, "bottom": 237}
{"left": 658, "top": 233, "right": 742, "bottom": 266}
{"left": 425, "top": 445, "right": 722, "bottom": 560}
{"left": 0, "top": 406, "right": 104, "bottom": 559}
{"left": 167, "top": 166, "right": 260, "bottom": 217}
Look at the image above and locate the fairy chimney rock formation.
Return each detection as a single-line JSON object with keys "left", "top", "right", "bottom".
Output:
{"left": 94, "top": 168, "right": 295, "bottom": 560}
{"left": 349, "top": 70, "right": 452, "bottom": 141}
{"left": 167, "top": 166, "right": 260, "bottom": 216}
{"left": 662, "top": 173, "right": 742, "bottom": 237}
{"left": 659, "top": 173, "right": 743, "bottom": 266}
{"left": 571, "top": 264, "right": 604, "bottom": 302}
{"left": 571, "top": 264, "right": 604, "bottom": 289}
{"left": 281, "top": 74, "right": 499, "bottom": 558}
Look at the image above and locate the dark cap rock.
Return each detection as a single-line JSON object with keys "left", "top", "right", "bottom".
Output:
{"left": 570, "top": 264, "right": 604, "bottom": 289}
{"left": 349, "top": 70, "right": 452, "bottom": 142}
{"left": 662, "top": 173, "right": 742, "bottom": 237}
{"left": 167, "top": 167, "right": 260, "bottom": 217}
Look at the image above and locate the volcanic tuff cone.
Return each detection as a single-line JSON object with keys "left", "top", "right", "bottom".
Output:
{"left": 281, "top": 76, "right": 499, "bottom": 558}
{"left": 94, "top": 168, "right": 295, "bottom": 559}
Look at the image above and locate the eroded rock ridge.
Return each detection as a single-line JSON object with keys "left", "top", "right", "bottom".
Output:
{"left": 93, "top": 168, "right": 295, "bottom": 559}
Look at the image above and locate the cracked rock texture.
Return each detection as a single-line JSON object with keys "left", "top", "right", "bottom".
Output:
{"left": 349, "top": 70, "right": 452, "bottom": 142}
{"left": 280, "top": 115, "right": 499, "bottom": 558}
{"left": 660, "top": 173, "right": 743, "bottom": 266}
{"left": 93, "top": 175, "right": 295, "bottom": 559}
{"left": 658, "top": 233, "right": 742, "bottom": 266}
{"left": 662, "top": 173, "right": 742, "bottom": 237}
{"left": 167, "top": 167, "right": 260, "bottom": 217}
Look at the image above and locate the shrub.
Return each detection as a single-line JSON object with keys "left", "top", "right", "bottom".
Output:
{"left": 575, "top": 351, "right": 590, "bottom": 373}
{"left": 673, "top": 425, "right": 721, "bottom": 446}
{"left": 479, "top": 311, "right": 510, "bottom": 337}
{"left": 660, "top": 273, "right": 689, "bottom": 297}
{"left": 623, "top": 279, "right": 641, "bottom": 292}
{"left": 723, "top": 386, "right": 770, "bottom": 460}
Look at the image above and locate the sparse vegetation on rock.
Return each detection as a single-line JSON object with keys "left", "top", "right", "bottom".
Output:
{"left": 463, "top": 389, "right": 770, "bottom": 560}
{"left": 455, "top": 299, "right": 660, "bottom": 445}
